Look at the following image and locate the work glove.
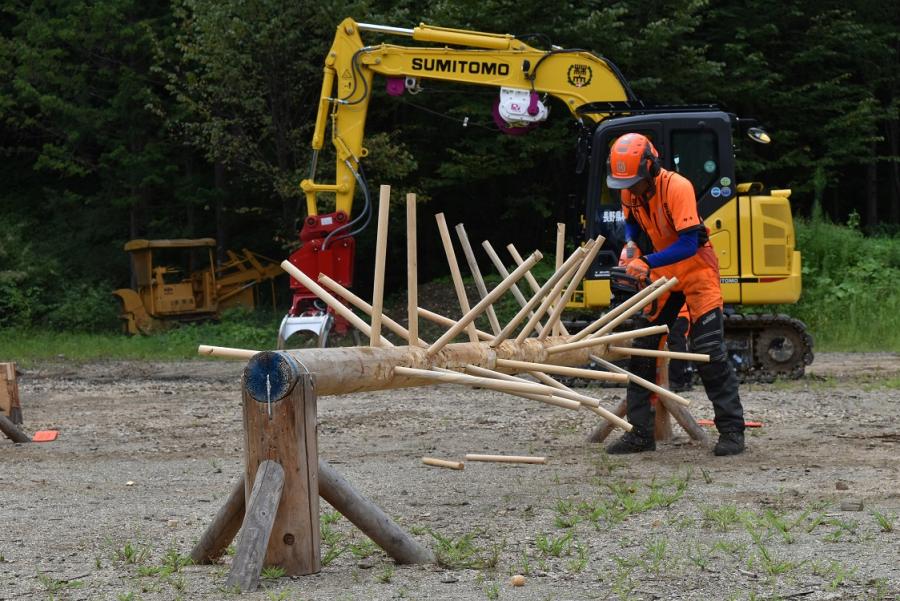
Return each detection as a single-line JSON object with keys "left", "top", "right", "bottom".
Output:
{"left": 625, "top": 257, "right": 650, "bottom": 281}
{"left": 618, "top": 241, "right": 641, "bottom": 266}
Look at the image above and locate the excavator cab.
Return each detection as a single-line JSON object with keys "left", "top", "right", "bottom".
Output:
{"left": 573, "top": 110, "right": 810, "bottom": 378}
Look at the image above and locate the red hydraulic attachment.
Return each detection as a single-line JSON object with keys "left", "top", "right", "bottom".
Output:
{"left": 286, "top": 211, "right": 355, "bottom": 335}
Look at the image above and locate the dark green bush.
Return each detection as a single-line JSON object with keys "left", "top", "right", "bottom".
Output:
{"left": 784, "top": 216, "right": 900, "bottom": 351}
{"left": 44, "top": 283, "right": 121, "bottom": 332}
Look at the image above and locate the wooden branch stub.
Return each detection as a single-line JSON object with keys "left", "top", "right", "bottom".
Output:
{"left": 422, "top": 457, "right": 465, "bottom": 470}
{"left": 226, "top": 461, "right": 285, "bottom": 593}
{"left": 198, "top": 345, "right": 257, "bottom": 360}
{"left": 465, "top": 454, "right": 547, "bottom": 464}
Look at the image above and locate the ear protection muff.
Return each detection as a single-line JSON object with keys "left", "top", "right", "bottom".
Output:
{"left": 642, "top": 142, "right": 661, "bottom": 178}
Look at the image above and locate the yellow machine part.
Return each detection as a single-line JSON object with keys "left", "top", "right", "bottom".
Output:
{"left": 112, "top": 288, "right": 160, "bottom": 335}
{"left": 114, "top": 240, "right": 282, "bottom": 334}
{"left": 569, "top": 187, "right": 800, "bottom": 310}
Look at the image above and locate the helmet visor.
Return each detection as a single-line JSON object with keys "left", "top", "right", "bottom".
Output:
{"left": 606, "top": 173, "right": 645, "bottom": 190}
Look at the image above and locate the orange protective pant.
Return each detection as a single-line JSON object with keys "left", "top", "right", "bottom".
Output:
{"left": 645, "top": 246, "right": 722, "bottom": 322}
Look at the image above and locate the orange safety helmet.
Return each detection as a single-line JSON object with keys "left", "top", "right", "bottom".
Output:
{"left": 606, "top": 133, "right": 661, "bottom": 190}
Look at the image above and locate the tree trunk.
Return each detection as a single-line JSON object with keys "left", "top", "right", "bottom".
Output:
{"left": 888, "top": 117, "right": 900, "bottom": 224}
{"left": 185, "top": 154, "right": 195, "bottom": 237}
{"left": 866, "top": 140, "right": 879, "bottom": 229}
{"left": 215, "top": 161, "right": 227, "bottom": 264}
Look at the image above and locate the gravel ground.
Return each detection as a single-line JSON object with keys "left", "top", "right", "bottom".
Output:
{"left": 1, "top": 352, "right": 898, "bottom": 601}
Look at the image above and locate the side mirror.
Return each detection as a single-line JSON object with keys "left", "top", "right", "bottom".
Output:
{"left": 747, "top": 127, "right": 771, "bottom": 144}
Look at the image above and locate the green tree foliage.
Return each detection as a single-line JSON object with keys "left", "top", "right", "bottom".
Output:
{"left": 0, "top": 1, "right": 897, "bottom": 336}
{"left": 0, "top": 0, "right": 200, "bottom": 325}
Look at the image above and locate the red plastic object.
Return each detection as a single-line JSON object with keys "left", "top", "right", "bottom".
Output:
{"left": 697, "top": 419, "right": 762, "bottom": 428}
{"left": 32, "top": 430, "right": 59, "bottom": 442}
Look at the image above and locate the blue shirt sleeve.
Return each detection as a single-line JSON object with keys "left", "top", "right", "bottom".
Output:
{"left": 644, "top": 229, "right": 699, "bottom": 268}
{"left": 624, "top": 219, "right": 641, "bottom": 244}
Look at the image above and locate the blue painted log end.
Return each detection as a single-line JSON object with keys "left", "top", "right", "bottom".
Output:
{"left": 243, "top": 351, "right": 301, "bottom": 403}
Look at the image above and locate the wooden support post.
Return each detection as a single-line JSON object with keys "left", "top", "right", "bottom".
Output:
{"left": 456, "top": 223, "right": 501, "bottom": 335}
{"left": 426, "top": 250, "right": 542, "bottom": 356}
{"left": 242, "top": 352, "right": 321, "bottom": 576}
{"left": 226, "top": 460, "right": 285, "bottom": 593}
{"left": 319, "top": 458, "right": 435, "bottom": 564}
{"left": 508, "top": 243, "right": 570, "bottom": 336}
{"left": 190, "top": 477, "right": 246, "bottom": 565}
{"left": 0, "top": 414, "right": 30, "bottom": 443}
{"left": 370, "top": 185, "right": 391, "bottom": 346}
{"left": 494, "top": 246, "right": 585, "bottom": 345}
{"left": 435, "top": 213, "right": 479, "bottom": 342}
{"left": 553, "top": 223, "right": 565, "bottom": 336}
{"left": 0, "top": 362, "right": 23, "bottom": 425}
{"left": 538, "top": 238, "right": 603, "bottom": 339}
{"left": 482, "top": 240, "right": 546, "bottom": 332}
{"left": 406, "top": 193, "right": 420, "bottom": 346}
{"left": 653, "top": 340, "right": 674, "bottom": 442}
{"left": 318, "top": 274, "right": 427, "bottom": 346}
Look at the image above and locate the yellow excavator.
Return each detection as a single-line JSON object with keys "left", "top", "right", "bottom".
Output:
{"left": 282, "top": 17, "right": 813, "bottom": 379}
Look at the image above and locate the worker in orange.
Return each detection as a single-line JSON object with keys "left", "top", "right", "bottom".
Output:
{"left": 605, "top": 133, "right": 745, "bottom": 456}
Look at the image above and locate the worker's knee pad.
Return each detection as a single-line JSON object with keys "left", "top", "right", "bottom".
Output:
{"left": 690, "top": 308, "right": 728, "bottom": 363}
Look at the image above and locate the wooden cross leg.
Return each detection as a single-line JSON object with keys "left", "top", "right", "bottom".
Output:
{"left": 0, "top": 414, "right": 30, "bottom": 443}
{"left": 586, "top": 354, "right": 709, "bottom": 446}
{"left": 190, "top": 351, "right": 433, "bottom": 592}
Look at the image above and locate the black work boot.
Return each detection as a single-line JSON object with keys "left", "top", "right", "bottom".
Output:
{"left": 714, "top": 431, "right": 745, "bottom": 456}
{"left": 606, "top": 431, "right": 656, "bottom": 455}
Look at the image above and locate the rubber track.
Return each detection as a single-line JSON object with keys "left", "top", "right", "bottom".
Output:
{"left": 724, "top": 313, "right": 814, "bottom": 381}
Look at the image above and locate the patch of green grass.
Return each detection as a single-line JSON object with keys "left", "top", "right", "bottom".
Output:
{"left": 320, "top": 514, "right": 349, "bottom": 567}
{"left": 811, "top": 559, "right": 857, "bottom": 590}
{"left": 431, "top": 530, "right": 500, "bottom": 570}
{"left": 517, "top": 551, "right": 532, "bottom": 576}
{"left": 37, "top": 574, "right": 85, "bottom": 594}
{"left": 260, "top": 565, "right": 286, "bottom": 580}
{"left": 784, "top": 218, "right": 900, "bottom": 352}
{"left": 349, "top": 539, "right": 377, "bottom": 559}
{"left": 643, "top": 538, "right": 669, "bottom": 575}
{"left": 535, "top": 531, "right": 573, "bottom": 558}
{"left": 1, "top": 308, "right": 284, "bottom": 364}
{"left": 376, "top": 564, "right": 394, "bottom": 583}
{"left": 553, "top": 497, "right": 581, "bottom": 529}
{"left": 822, "top": 517, "right": 859, "bottom": 542}
{"left": 114, "top": 541, "right": 150, "bottom": 565}
{"left": 484, "top": 581, "right": 500, "bottom": 600}
{"left": 871, "top": 510, "right": 895, "bottom": 532}
{"left": 567, "top": 543, "right": 589, "bottom": 574}
{"left": 687, "top": 542, "right": 712, "bottom": 571}
{"left": 701, "top": 504, "right": 742, "bottom": 532}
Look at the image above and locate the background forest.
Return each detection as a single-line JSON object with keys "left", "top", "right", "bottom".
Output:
{"left": 1, "top": 0, "right": 898, "bottom": 349}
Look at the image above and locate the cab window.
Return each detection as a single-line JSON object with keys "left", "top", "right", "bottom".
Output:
{"left": 671, "top": 130, "right": 718, "bottom": 198}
